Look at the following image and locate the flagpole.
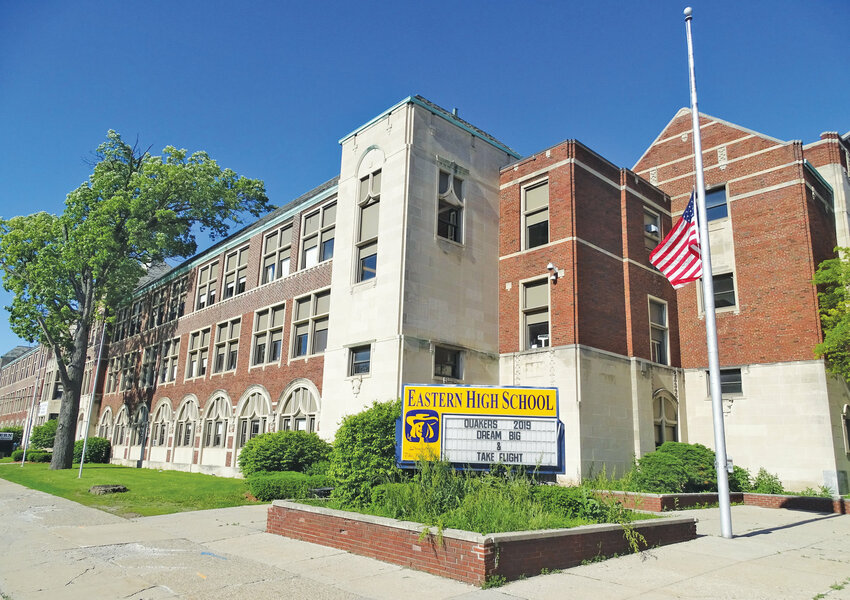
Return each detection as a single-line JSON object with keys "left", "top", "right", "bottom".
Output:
{"left": 685, "top": 6, "right": 733, "bottom": 539}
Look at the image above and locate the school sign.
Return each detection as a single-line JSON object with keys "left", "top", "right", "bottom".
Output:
{"left": 396, "top": 385, "right": 564, "bottom": 473}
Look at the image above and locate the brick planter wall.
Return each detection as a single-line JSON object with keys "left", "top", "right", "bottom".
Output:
{"left": 598, "top": 491, "right": 849, "bottom": 515}
{"left": 743, "top": 493, "right": 849, "bottom": 514}
{"left": 267, "top": 501, "right": 697, "bottom": 585}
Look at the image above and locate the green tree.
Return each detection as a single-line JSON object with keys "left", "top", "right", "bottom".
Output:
{"left": 813, "top": 248, "right": 850, "bottom": 381}
{"left": 0, "top": 131, "right": 270, "bottom": 469}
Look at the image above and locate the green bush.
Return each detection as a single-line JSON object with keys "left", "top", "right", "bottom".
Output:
{"left": 238, "top": 430, "right": 331, "bottom": 477}
{"left": 10, "top": 448, "right": 23, "bottom": 461}
{"left": 629, "top": 451, "right": 688, "bottom": 493}
{"left": 246, "top": 471, "right": 335, "bottom": 502}
{"left": 329, "top": 399, "right": 403, "bottom": 505}
{"left": 0, "top": 426, "right": 24, "bottom": 445}
{"left": 532, "top": 484, "right": 606, "bottom": 521}
{"left": 11, "top": 448, "right": 51, "bottom": 462}
{"left": 73, "top": 437, "right": 111, "bottom": 463}
{"left": 752, "top": 468, "right": 785, "bottom": 494}
{"left": 304, "top": 459, "right": 330, "bottom": 477}
{"left": 728, "top": 465, "right": 752, "bottom": 492}
{"left": 29, "top": 419, "right": 58, "bottom": 450}
{"left": 656, "top": 442, "right": 716, "bottom": 492}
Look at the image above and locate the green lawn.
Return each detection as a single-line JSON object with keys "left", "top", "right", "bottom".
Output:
{"left": 0, "top": 463, "right": 263, "bottom": 517}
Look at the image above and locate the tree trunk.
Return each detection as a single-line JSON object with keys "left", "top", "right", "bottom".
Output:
{"left": 50, "top": 324, "right": 90, "bottom": 469}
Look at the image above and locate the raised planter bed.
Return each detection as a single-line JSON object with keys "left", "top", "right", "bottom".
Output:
{"left": 267, "top": 500, "right": 697, "bottom": 585}
{"left": 598, "top": 490, "right": 849, "bottom": 515}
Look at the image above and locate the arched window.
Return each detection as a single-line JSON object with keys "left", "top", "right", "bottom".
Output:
{"left": 279, "top": 385, "right": 319, "bottom": 432}
{"left": 77, "top": 411, "right": 86, "bottom": 438}
{"left": 98, "top": 407, "right": 113, "bottom": 440}
{"left": 113, "top": 406, "right": 129, "bottom": 446}
{"left": 653, "top": 391, "right": 678, "bottom": 448}
{"left": 150, "top": 400, "right": 173, "bottom": 447}
{"left": 203, "top": 395, "right": 231, "bottom": 448}
{"left": 174, "top": 397, "right": 199, "bottom": 447}
{"left": 130, "top": 404, "right": 149, "bottom": 446}
{"left": 236, "top": 390, "right": 270, "bottom": 448}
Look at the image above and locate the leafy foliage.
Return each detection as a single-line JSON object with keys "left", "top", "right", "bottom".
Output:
{"left": 813, "top": 249, "right": 850, "bottom": 381}
{"left": 246, "top": 471, "right": 335, "bottom": 502}
{"left": 12, "top": 449, "right": 50, "bottom": 462}
{"left": 29, "top": 419, "right": 58, "bottom": 450}
{"left": 237, "top": 431, "right": 331, "bottom": 477}
{"left": 629, "top": 451, "right": 688, "bottom": 493}
{"left": 752, "top": 468, "right": 785, "bottom": 495}
{"left": 0, "top": 131, "right": 270, "bottom": 469}
{"left": 656, "top": 442, "right": 717, "bottom": 492}
{"left": 728, "top": 465, "right": 752, "bottom": 492}
{"left": 73, "top": 437, "right": 111, "bottom": 464}
{"left": 329, "top": 399, "right": 403, "bottom": 505}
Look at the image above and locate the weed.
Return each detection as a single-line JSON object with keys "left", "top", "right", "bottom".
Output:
{"left": 539, "top": 567, "right": 562, "bottom": 575}
{"left": 481, "top": 575, "right": 507, "bottom": 589}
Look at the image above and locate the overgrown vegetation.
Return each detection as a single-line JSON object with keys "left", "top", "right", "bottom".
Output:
{"left": 246, "top": 471, "right": 334, "bottom": 502}
{"left": 73, "top": 437, "right": 111, "bottom": 464}
{"left": 29, "top": 419, "right": 57, "bottom": 450}
{"left": 238, "top": 430, "right": 331, "bottom": 477}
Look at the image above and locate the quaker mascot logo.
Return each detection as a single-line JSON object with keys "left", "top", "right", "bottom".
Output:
{"left": 404, "top": 410, "right": 440, "bottom": 443}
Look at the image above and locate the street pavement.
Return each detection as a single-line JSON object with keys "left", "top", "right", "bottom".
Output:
{"left": 0, "top": 476, "right": 849, "bottom": 599}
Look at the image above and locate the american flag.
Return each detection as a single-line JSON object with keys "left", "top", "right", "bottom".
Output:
{"left": 649, "top": 192, "right": 703, "bottom": 289}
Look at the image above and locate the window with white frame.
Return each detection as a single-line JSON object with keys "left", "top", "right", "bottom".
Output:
{"left": 261, "top": 224, "right": 293, "bottom": 284}
{"left": 706, "top": 186, "right": 728, "bottom": 221}
{"left": 292, "top": 290, "right": 330, "bottom": 358}
{"left": 524, "top": 180, "right": 549, "bottom": 249}
{"left": 279, "top": 386, "right": 318, "bottom": 432}
{"left": 356, "top": 169, "right": 380, "bottom": 282}
{"left": 140, "top": 346, "right": 159, "bottom": 388}
{"left": 150, "top": 402, "right": 172, "bottom": 447}
{"left": 106, "top": 357, "right": 121, "bottom": 393}
{"left": 236, "top": 391, "right": 269, "bottom": 448}
{"left": 113, "top": 406, "right": 129, "bottom": 446}
{"left": 196, "top": 262, "right": 219, "bottom": 310}
{"left": 349, "top": 345, "right": 371, "bottom": 376}
{"left": 522, "top": 279, "right": 549, "bottom": 349}
{"left": 113, "top": 306, "right": 128, "bottom": 341}
{"left": 252, "top": 304, "right": 285, "bottom": 365}
{"left": 129, "top": 301, "right": 143, "bottom": 336}
{"left": 644, "top": 209, "right": 661, "bottom": 250}
{"left": 653, "top": 393, "right": 678, "bottom": 448}
{"left": 203, "top": 396, "right": 230, "bottom": 448}
{"left": 120, "top": 352, "right": 138, "bottom": 391}
{"left": 301, "top": 202, "right": 336, "bottom": 269}
{"left": 434, "top": 346, "right": 461, "bottom": 380}
{"left": 97, "top": 408, "right": 113, "bottom": 439}
{"left": 174, "top": 399, "right": 198, "bottom": 447}
{"left": 159, "top": 337, "right": 180, "bottom": 383}
{"left": 168, "top": 277, "right": 188, "bottom": 321}
{"left": 213, "top": 318, "right": 240, "bottom": 373}
{"left": 130, "top": 405, "right": 148, "bottom": 446}
{"left": 149, "top": 288, "right": 167, "bottom": 328}
{"left": 649, "top": 298, "right": 669, "bottom": 365}
{"left": 222, "top": 247, "right": 249, "bottom": 299}
{"left": 437, "top": 170, "right": 463, "bottom": 243}
{"left": 186, "top": 328, "right": 210, "bottom": 379}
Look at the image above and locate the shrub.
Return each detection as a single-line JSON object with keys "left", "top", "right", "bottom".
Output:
{"left": 728, "top": 465, "right": 752, "bottom": 492}
{"left": 29, "top": 419, "right": 58, "bottom": 450}
{"left": 246, "top": 471, "right": 335, "bottom": 502}
{"left": 329, "top": 399, "right": 403, "bottom": 505}
{"left": 238, "top": 430, "right": 331, "bottom": 477}
{"left": 629, "top": 451, "right": 688, "bottom": 493}
{"left": 752, "top": 468, "right": 785, "bottom": 494}
{"left": 11, "top": 448, "right": 23, "bottom": 461}
{"left": 11, "top": 448, "right": 50, "bottom": 462}
{"left": 304, "top": 459, "right": 330, "bottom": 477}
{"left": 0, "top": 426, "right": 24, "bottom": 445}
{"left": 656, "top": 442, "right": 717, "bottom": 492}
{"left": 532, "top": 484, "right": 606, "bottom": 521}
{"left": 73, "top": 437, "right": 112, "bottom": 464}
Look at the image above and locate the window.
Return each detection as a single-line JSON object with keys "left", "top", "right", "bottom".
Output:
{"left": 524, "top": 180, "right": 549, "bottom": 249}
{"left": 644, "top": 209, "right": 660, "bottom": 250}
{"left": 292, "top": 290, "right": 330, "bottom": 357}
{"left": 186, "top": 328, "right": 211, "bottom": 379}
{"left": 203, "top": 396, "right": 230, "bottom": 448}
{"left": 522, "top": 279, "right": 549, "bottom": 349}
{"left": 150, "top": 402, "right": 172, "bottom": 447}
{"left": 356, "top": 169, "right": 380, "bottom": 282}
{"left": 130, "top": 405, "right": 148, "bottom": 446}
{"left": 437, "top": 170, "right": 463, "bottom": 243}
{"left": 159, "top": 338, "right": 180, "bottom": 383}
{"left": 213, "top": 318, "right": 241, "bottom": 373}
{"left": 252, "top": 304, "right": 285, "bottom": 365}
{"left": 711, "top": 368, "right": 743, "bottom": 395}
{"left": 129, "top": 301, "right": 143, "bottom": 336}
{"left": 261, "top": 224, "right": 293, "bottom": 284}
{"left": 120, "top": 353, "right": 137, "bottom": 391}
{"left": 98, "top": 408, "right": 113, "bottom": 440}
{"left": 653, "top": 393, "right": 678, "bottom": 448}
{"left": 113, "top": 407, "right": 129, "bottom": 446}
{"left": 349, "top": 345, "right": 371, "bottom": 375}
{"left": 713, "top": 273, "right": 736, "bottom": 308}
{"left": 301, "top": 202, "right": 336, "bottom": 269}
{"left": 706, "top": 187, "right": 728, "bottom": 221}
{"left": 174, "top": 399, "right": 198, "bottom": 447}
{"left": 649, "top": 299, "right": 668, "bottom": 365}
{"left": 223, "top": 247, "right": 249, "bottom": 299}
{"left": 279, "top": 385, "right": 319, "bottom": 432}
{"left": 106, "top": 358, "right": 121, "bottom": 393}
{"left": 196, "top": 262, "right": 219, "bottom": 310}
{"left": 140, "top": 346, "right": 159, "bottom": 388}
{"left": 236, "top": 391, "right": 269, "bottom": 448}
{"left": 149, "top": 288, "right": 167, "bottom": 328}
{"left": 168, "top": 277, "right": 188, "bottom": 321}
{"left": 434, "top": 346, "right": 461, "bottom": 380}
{"left": 114, "top": 307, "right": 128, "bottom": 341}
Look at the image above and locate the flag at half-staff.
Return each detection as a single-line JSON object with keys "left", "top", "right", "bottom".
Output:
{"left": 649, "top": 191, "right": 702, "bottom": 289}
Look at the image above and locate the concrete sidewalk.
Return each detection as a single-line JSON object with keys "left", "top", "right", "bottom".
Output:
{"left": 0, "top": 478, "right": 848, "bottom": 600}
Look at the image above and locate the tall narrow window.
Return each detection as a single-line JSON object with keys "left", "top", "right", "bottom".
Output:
{"left": 168, "top": 277, "right": 188, "bottom": 320}
{"left": 649, "top": 298, "right": 668, "bottom": 365}
{"left": 706, "top": 186, "right": 728, "bottom": 221}
{"left": 522, "top": 280, "right": 549, "bottom": 349}
{"left": 213, "top": 318, "right": 241, "bottom": 373}
{"left": 437, "top": 170, "right": 463, "bottom": 243}
{"left": 129, "top": 301, "right": 143, "bottom": 336}
{"left": 236, "top": 392, "right": 269, "bottom": 448}
{"left": 713, "top": 273, "right": 736, "bottom": 308}
{"left": 653, "top": 393, "right": 678, "bottom": 448}
{"left": 106, "top": 358, "right": 121, "bottom": 393}
{"left": 301, "top": 202, "right": 336, "bottom": 269}
{"left": 524, "top": 181, "right": 549, "bottom": 249}
{"left": 174, "top": 400, "right": 198, "bottom": 447}
{"left": 120, "top": 352, "right": 138, "bottom": 391}
{"left": 356, "top": 170, "right": 380, "bottom": 282}
{"left": 203, "top": 396, "right": 230, "bottom": 448}
{"left": 644, "top": 209, "right": 660, "bottom": 250}
{"left": 261, "top": 224, "right": 293, "bottom": 284}
{"left": 140, "top": 346, "right": 159, "bottom": 388}
{"left": 292, "top": 289, "right": 330, "bottom": 357}
{"left": 196, "top": 262, "right": 219, "bottom": 310}
{"left": 186, "top": 328, "right": 210, "bottom": 379}
{"left": 223, "top": 247, "right": 249, "bottom": 299}
{"left": 159, "top": 338, "right": 180, "bottom": 383}
{"left": 150, "top": 402, "right": 172, "bottom": 447}
{"left": 252, "top": 304, "right": 285, "bottom": 365}
{"left": 279, "top": 386, "right": 319, "bottom": 432}
{"left": 150, "top": 289, "right": 167, "bottom": 328}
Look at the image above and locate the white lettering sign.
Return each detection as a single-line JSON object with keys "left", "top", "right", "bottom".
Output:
{"left": 441, "top": 416, "right": 559, "bottom": 467}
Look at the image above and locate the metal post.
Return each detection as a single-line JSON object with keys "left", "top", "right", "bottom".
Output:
{"left": 21, "top": 349, "right": 46, "bottom": 466}
{"left": 685, "top": 6, "right": 733, "bottom": 539}
{"left": 78, "top": 321, "right": 107, "bottom": 478}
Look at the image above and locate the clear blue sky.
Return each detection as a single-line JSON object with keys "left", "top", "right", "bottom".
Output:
{"left": 1, "top": 0, "right": 847, "bottom": 351}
